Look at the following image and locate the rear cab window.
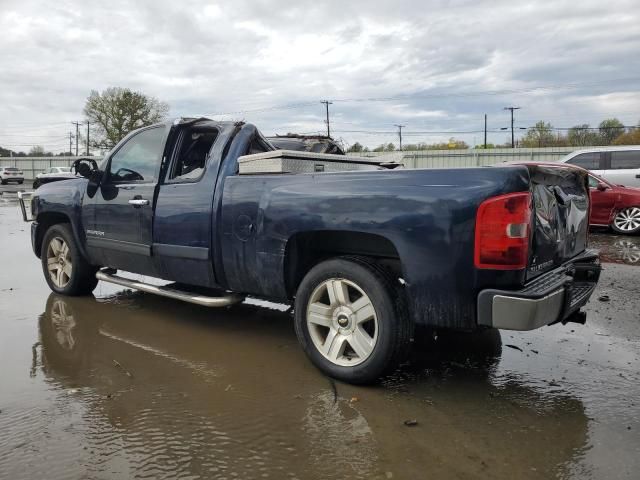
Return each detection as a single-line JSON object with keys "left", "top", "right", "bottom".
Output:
{"left": 167, "top": 126, "right": 218, "bottom": 183}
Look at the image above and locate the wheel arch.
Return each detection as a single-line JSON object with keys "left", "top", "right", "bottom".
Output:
{"left": 282, "top": 230, "right": 404, "bottom": 298}
{"left": 35, "top": 212, "right": 90, "bottom": 261}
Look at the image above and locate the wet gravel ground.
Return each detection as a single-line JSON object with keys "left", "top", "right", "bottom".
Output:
{"left": 0, "top": 194, "right": 639, "bottom": 479}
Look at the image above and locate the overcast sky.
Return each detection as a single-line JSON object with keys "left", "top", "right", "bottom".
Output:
{"left": 1, "top": 0, "right": 639, "bottom": 153}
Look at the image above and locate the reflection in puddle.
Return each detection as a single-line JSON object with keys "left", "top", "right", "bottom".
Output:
{"left": 589, "top": 232, "right": 640, "bottom": 265}
{"left": 2, "top": 293, "right": 601, "bottom": 479}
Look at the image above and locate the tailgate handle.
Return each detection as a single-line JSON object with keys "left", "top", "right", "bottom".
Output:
{"left": 553, "top": 186, "right": 570, "bottom": 206}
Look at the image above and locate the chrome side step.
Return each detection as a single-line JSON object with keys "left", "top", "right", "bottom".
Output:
{"left": 96, "top": 270, "right": 245, "bottom": 308}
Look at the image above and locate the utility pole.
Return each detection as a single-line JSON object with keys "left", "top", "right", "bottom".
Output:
{"left": 68, "top": 132, "right": 73, "bottom": 156}
{"left": 86, "top": 121, "right": 90, "bottom": 155}
{"left": 483, "top": 114, "right": 487, "bottom": 149}
{"left": 320, "top": 100, "right": 332, "bottom": 137}
{"left": 72, "top": 121, "right": 81, "bottom": 156}
{"left": 503, "top": 107, "right": 521, "bottom": 148}
{"left": 394, "top": 124, "right": 405, "bottom": 151}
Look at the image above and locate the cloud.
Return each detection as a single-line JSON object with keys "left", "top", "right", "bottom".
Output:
{"left": 0, "top": 0, "right": 638, "bottom": 152}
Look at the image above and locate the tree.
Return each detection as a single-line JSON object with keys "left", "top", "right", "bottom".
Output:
{"left": 84, "top": 87, "right": 170, "bottom": 149}
{"left": 612, "top": 128, "right": 640, "bottom": 145}
{"left": 474, "top": 143, "right": 496, "bottom": 149}
{"left": 347, "top": 142, "right": 365, "bottom": 153}
{"left": 568, "top": 124, "right": 599, "bottom": 146}
{"left": 521, "top": 121, "right": 556, "bottom": 147}
{"left": 599, "top": 118, "right": 625, "bottom": 144}
{"left": 372, "top": 143, "right": 396, "bottom": 152}
{"left": 28, "top": 145, "right": 53, "bottom": 157}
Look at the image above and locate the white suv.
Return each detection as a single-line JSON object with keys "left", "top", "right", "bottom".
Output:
{"left": 0, "top": 166, "right": 24, "bottom": 185}
{"left": 559, "top": 146, "right": 640, "bottom": 187}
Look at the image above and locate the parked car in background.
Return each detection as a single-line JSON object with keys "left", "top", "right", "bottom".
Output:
{"left": 559, "top": 146, "right": 640, "bottom": 187}
{"left": 0, "top": 166, "right": 24, "bottom": 184}
{"left": 33, "top": 166, "right": 78, "bottom": 189}
{"left": 588, "top": 171, "right": 640, "bottom": 235}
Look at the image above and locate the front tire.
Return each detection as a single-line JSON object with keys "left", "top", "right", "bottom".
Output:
{"left": 294, "top": 257, "right": 412, "bottom": 384}
{"left": 612, "top": 207, "right": 640, "bottom": 235}
{"left": 41, "top": 224, "right": 98, "bottom": 296}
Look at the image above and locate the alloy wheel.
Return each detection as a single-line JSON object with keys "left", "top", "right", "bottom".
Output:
{"left": 46, "top": 237, "right": 72, "bottom": 288}
{"left": 614, "top": 207, "right": 640, "bottom": 232}
{"left": 306, "top": 278, "right": 378, "bottom": 367}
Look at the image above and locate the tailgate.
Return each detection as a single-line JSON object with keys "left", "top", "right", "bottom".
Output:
{"left": 527, "top": 164, "right": 590, "bottom": 281}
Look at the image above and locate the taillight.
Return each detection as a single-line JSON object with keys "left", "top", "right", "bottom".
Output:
{"left": 474, "top": 192, "right": 532, "bottom": 270}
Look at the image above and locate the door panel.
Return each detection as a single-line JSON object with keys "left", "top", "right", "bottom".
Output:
{"left": 84, "top": 126, "right": 167, "bottom": 276}
{"left": 588, "top": 176, "right": 617, "bottom": 225}
{"left": 152, "top": 126, "right": 220, "bottom": 287}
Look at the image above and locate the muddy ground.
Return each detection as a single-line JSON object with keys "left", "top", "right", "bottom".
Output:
{"left": 0, "top": 192, "right": 639, "bottom": 480}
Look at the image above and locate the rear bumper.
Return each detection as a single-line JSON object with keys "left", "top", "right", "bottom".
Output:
{"left": 477, "top": 250, "right": 601, "bottom": 331}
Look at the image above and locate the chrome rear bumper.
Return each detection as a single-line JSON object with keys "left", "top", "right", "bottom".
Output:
{"left": 477, "top": 251, "right": 601, "bottom": 331}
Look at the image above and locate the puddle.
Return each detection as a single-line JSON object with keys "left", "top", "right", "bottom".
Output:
{"left": 1, "top": 201, "right": 639, "bottom": 479}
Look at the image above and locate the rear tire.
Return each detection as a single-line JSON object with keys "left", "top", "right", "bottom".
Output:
{"left": 41, "top": 224, "right": 98, "bottom": 296}
{"left": 611, "top": 207, "right": 640, "bottom": 235}
{"left": 294, "top": 257, "right": 412, "bottom": 384}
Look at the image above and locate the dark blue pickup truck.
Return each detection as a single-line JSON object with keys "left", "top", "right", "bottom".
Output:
{"left": 21, "top": 118, "right": 601, "bottom": 383}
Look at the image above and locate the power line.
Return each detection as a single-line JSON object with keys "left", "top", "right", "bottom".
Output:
{"left": 205, "top": 76, "right": 640, "bottom": 117}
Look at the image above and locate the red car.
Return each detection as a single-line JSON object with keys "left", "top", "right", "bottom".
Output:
{"left": 588, "top": 172, "right": 640, "bottom": 235}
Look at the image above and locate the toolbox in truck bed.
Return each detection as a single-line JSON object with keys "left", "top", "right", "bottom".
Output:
{"left": 237, "top": 150, "right": 392, "bottom": 174}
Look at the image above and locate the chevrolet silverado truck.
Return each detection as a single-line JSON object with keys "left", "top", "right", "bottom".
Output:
{"left": 20, "top": 118, "right": 601, "bottom": 383}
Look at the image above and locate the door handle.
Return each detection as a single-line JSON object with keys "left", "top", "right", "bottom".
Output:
{"left": 128, "top": 198, "right": 149, "bottom": 206}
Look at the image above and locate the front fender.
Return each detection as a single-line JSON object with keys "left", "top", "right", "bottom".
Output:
{"left": 32, "top": 179, "right": 90, "bottom": 262}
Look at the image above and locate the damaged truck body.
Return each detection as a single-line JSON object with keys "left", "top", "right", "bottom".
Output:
{"left": 19, "top": 118, "right": 601, "bottom": 383}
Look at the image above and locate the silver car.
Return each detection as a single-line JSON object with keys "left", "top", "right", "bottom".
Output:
{"left": 559, "top": 146, "right": 640, "bottom": 187}
{"left": 0, "top": 166, "right": 24, "bottom": 184}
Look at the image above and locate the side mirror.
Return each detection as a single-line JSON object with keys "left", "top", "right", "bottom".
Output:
{"left": 597, "top": 182, "right": 608, "bottom": 192}
{"left": 72, "top": 158, "right": 102, "bottom": 197}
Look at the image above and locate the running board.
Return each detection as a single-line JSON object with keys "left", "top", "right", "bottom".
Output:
{"left": 96, "top": 270, "right": 245, "bottom": 307}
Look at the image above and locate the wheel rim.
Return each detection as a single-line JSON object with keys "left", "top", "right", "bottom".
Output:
{"left": 306, "top": 278, "right": 378, "bottom": 367}
{"left": 614, "top": 207, "right": 640, "bottom": 232}
{"left": 46, "top": 236, "right": 72, "bottom": 288}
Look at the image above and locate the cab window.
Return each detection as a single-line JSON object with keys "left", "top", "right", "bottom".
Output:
{"left": 567, "top": 152, "right": 601, "bottom": 169}
{"left": 108, "top": 127, "right": 165, "bottom": 183}
{"left": 168, "top": 127, "right": 218, "bottom": 182}
{"left": 610, "top": 151, "right": 640, "bottom": 170}
{"left": 588, "top": 176, "right": 600, "bottom": 188}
